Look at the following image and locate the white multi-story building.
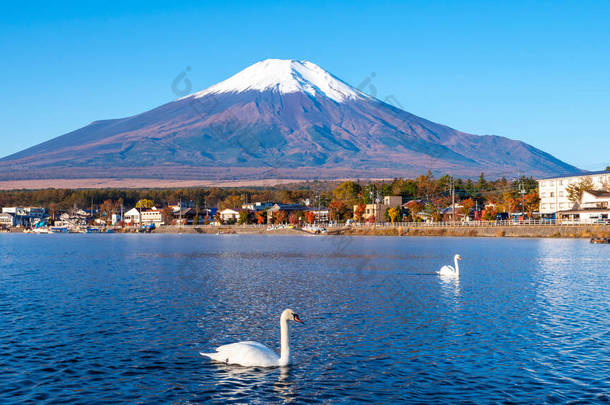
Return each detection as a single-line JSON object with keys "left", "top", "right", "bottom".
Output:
{"left": 141, "top": 207, "right": 163, "bottom": 225}
{"left": 124, "top": 208, "right": 141, "bottom": 225}
{"left": 537, "top": 170, "right": 610, "bottom": 217}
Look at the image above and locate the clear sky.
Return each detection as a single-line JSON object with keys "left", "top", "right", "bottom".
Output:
{"left": 1, "top": 1, "right": 609, "bottom": 170}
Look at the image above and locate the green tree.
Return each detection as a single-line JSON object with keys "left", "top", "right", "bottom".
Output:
{"left": 477, "top": 172, "right": 488, "bottom": 190}
{"left": 424, "top": 202, "right": 442, "bottom": 222}
{"left": 333, "top": 181, "right": 362, "bottom": 206}
{"left": 135, "top": 199, "right": 154, "bottom": 209}
{"left": 238, "top": 209, "right": 251, "bottom": 224}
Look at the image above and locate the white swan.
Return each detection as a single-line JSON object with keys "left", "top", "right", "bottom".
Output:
{"left": 439, "top": 254, "right": 462, "bottom": 277}
{"left": 200, "top": 308, "right": 304, "bottom": 367}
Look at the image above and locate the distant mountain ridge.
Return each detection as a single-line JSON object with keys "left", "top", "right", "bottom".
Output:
{"left": 0, "top": 59, "right": 581, "bottom": 182}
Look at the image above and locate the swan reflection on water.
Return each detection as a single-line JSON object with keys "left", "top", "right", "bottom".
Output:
{"left": 438, "top": 254, "right": 462, "bottom": 299}
{"left": 203, "top": 363, "right": 297, "bottom": 403}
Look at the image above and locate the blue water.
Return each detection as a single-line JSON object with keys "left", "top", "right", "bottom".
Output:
{"left": 0, "top": 234, "right": 608, "bottom": 403}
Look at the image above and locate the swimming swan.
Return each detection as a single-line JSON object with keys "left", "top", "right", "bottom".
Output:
{"left": 439, "top": 254, "right": 462, "bottom": 277}
{"left": 200, "top": 309, "right": 304, "bottom": 367}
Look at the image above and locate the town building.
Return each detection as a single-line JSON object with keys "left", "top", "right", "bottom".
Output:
{"left": 0, "top": 212, "right": 15, "bottom": 227}
{"left": 1, "top": 207, "right": 47, "bottom": 227}
{"left": 241, "top": 202, "right": 275, "bottom": 212}
{"left": 111, "top": 213, "right": 122, "bottom": 226}
{"left": 219, "top": 208, "right": 240, "bottom": 223}
{"left": 124, "top": 208, "right": 141, "bottom": 225}
{"left": 307, "top": 208, "right": 329, "bottom": 223}
{"left": 355, "top": 196, "right": 403, "bottom": 223}
{"left": 140, "top": 207, "right": 163, "bottom": 225}
{"left": 173, "top": 207, "right": 203, "bottom": 225}
{"left": 538, "top": 170, "right": 610, "bottom": 217}
{"left": 266, "top": 203, "right": 308, "bottom": 223}
{"left": 54, "top": 210, "right": 90, "bottom": 228}
{"left": 556, "top": 189, "right": 610, "bottom": 223}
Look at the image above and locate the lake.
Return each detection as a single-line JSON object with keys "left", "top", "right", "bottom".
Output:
{"left": 0, "top": 234, "right": 608, "bottom": 403}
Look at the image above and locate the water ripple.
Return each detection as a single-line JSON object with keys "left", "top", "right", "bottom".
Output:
{"left": 0, "top": 234, "right": 608, "bottom": 403}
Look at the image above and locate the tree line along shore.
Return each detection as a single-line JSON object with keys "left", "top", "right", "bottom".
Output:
{"left": 1, "top": 172, "right": 538, "bottom": 221}
{"left": 2, "top": 172, "right": 608, "bottom": 238}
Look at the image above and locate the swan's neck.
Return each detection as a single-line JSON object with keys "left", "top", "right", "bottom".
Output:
{"left": 454, "top": 256, "right": 460, "bottom": 275}
{"left": 279, "top": 316, "right": 290, "bottom": 366}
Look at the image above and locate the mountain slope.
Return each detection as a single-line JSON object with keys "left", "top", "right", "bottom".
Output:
{"left": 0, "top": 59, "right": 581, "bottom": 181}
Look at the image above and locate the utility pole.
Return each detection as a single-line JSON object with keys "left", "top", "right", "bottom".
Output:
{"left": 451, "top": 176, "right": 456, "bottom": 222}
{"left": 519, "top": 176, "right": 526, "bottom": 218}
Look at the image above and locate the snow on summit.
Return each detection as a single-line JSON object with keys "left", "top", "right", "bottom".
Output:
{"left": 191, "top": 59, "right": 367, "bottom": 102}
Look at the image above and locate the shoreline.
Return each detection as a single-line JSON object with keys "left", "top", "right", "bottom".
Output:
{"left": 4, "top": 225, "right": 609, "bottom": 239}
{"left": 148, "top": 224, "right": 610, "bottom": 238}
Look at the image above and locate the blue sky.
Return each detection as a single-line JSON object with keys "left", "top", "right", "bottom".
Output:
{"left": 1, "top": 1, "right": 609, "bottom": 171}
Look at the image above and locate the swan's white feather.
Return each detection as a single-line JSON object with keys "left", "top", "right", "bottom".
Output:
{"left": 439, "top": 265, "right": 457, "bottom": 276}
{"left": 200, "top": 341, "right": 280, "bottom": 367}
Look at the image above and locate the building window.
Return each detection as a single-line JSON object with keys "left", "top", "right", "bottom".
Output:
{"left": 550, "top": 192, "right": 554, "bottom": 197}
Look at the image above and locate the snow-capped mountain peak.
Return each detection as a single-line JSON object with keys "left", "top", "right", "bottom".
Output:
{"left": 189, "top": 59, "right": 367, "bottom": 102}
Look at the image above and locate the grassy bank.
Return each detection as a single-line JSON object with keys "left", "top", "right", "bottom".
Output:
{"left": 154, "top": 224, "right": 610, "bottom": 238}
{"left": 340, "top": 225, "right": 610, "bottom": 238}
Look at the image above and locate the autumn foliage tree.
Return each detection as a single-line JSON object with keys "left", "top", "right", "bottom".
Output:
{"left": 274, "top": 210, "right": 287, "bottom": 224}
{"left": 304, "top": 211, "right": 316, "bottom": 224}
{"left": 256, "top": 212, "right": 266, "bottom": 224}
{"left": 99, "top": 199, "right": 121, "bottom": 224}
{"left": 220, "top": 195, "right": 243, "bottom": 210}
{"left": 328, "top": 199, "right": 350, "bottom": 222}
{"left": 354, "top": 203, "right": 366, "bottom": 223}
{"left": 388, "top": 206, "right": 401, "bottom": 223}
{"left": 523, "top": 191, "right": 540, "bottom": 218}
{"left": 482, "top": 206, "right": 497, "bottom": 221}
{"left": 460, "top": 198, "right": 475, "bottom": 218}
{"left": 404, "top": 200, "right": 424, "bottom": 222}
{"left": 161, "top": 206, "right": 174, "bottom": 225}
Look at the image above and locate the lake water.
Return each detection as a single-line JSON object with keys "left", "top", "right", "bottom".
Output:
{"left": 0, "top": 234, "right": 608, "bottom": 403}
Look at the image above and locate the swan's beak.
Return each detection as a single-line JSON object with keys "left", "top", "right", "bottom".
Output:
{"left": 293, "top": 314, "right": 304, "bottom": 324}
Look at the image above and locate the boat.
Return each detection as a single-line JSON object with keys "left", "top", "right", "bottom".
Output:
{"left": 32, "top": 228, "right": 52, "bottom": 234}
{"left": 590, "top": 237, "right": 610, "bottom": 244}
{"left": 50, "top": 227, "right": 69, "bottom": 233}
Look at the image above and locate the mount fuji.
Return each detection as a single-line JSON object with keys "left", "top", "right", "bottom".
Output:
{"left": 0, "top": 59, "right": 580, "bottom": 183}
